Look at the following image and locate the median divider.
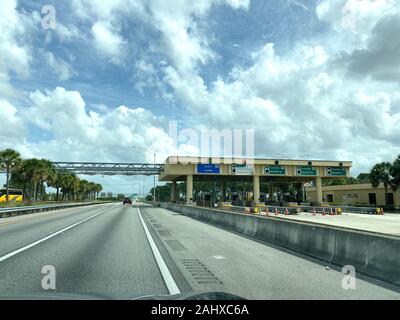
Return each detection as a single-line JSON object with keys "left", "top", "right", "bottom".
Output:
{"left": 0, "top": 202, "right": 112, "bottom": 218}
{"left": 161, "top": 203, "right": 400, "bottom": 287}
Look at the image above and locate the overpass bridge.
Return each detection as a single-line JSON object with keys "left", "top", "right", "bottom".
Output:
{"left": 52, "top": 162, "right": 164, "bottom": 176}
{"left": 0, "top": 162, "right": 164, "bottom": 176}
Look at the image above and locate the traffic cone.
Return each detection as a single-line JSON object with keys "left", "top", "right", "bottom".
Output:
{"left": 312, "top": 208, "right": 316, "bottom": 216}
{"left": 266, "top": 208, "right": 269, "bottom": 216}
{"left": 275, "top": 207, "right": 279, "bottom": 215}
{"left": 329, "top": 208, "right": 334, "bottom": 216}
{"left": 285, "top": 208, "right": 289, "bottom": 215}
{"left": 322, "top": 208, "right": 326, "bottom": 216}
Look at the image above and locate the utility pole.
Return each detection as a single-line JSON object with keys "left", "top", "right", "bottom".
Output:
{"left": 142, "top": 175, "right": 144, "bottom": 198}
{"left": 132, "top": 146, "right": 156, "bottom": 205}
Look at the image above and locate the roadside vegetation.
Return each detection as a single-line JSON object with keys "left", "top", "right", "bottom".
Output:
{"left": 0, "top": 149, "right": 103, "bottom": 205}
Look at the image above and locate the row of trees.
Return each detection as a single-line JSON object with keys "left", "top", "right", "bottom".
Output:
{"left": 0, "top": 149, "right": 103, "bottom": 203}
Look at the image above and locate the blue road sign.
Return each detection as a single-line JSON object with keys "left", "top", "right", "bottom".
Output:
{"left": 197, "top": 164, "right": 220, "bottom": 174}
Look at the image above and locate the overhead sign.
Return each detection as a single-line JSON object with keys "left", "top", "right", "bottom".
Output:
{"left": 197, "top": 164, "right": 220, "bottom": 174}
{"left": 265, "top": 165, "right": 286, "bottom": 175}
{"left": 327, "top": 167, "right": 346, "bottom": 176}
{"left": 232, "top": 164, "right": 254, "bottom": 175}
{"left": 296, "top": 166, "right": 317, "bottom": 176}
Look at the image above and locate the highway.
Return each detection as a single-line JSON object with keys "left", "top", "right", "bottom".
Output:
{"left": 0, "top": 203, "right": 399, "bottom": 299}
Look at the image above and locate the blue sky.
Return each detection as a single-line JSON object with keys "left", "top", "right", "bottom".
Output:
{"left": 1, "top": 0, "right": 400, "bottom": 194}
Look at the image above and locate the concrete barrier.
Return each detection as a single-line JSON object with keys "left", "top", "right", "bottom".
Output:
{"left": 0, "top": 201, "right": 112, "bottom": 218}
{"left": 161, "top": 203, "right": 400, "bottom": 287}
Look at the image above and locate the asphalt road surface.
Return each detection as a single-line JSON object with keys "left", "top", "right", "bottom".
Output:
{"left": 0, "top": 203, "right": 399, "bottom": 299}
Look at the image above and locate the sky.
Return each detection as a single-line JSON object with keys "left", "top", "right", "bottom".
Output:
{"left": 1, "top": 0, "right": 400, "bottom": 194}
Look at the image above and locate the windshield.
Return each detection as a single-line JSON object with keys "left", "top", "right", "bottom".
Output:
{"left": 1, "top": 0, "right": 400, "bottom": 305}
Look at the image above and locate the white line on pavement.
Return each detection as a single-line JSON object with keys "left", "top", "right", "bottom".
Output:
{"left": 0, "top": 204, "right": 120, "bottom": 263}
{"left": 137, "top": 206, "right": 180, "bottom": 295}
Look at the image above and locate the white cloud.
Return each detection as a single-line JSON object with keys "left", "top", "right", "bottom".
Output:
{"left": 317, "top": 0, "right": 397, "bottom": 33}
{"left": 74, "top": 0, "right": 249, "bottom": 70}
{"left": 72, "top": 0, "right": 145, "bottom": 21}
{"left": 0, "top": 0, "right": 39, "bottom": 78}
{"left": 0, "top": 99, "right": 26, "bottom": 143}
{"left": 91, "top": 20, "right": 127, "bottom": 64}
{"left": 17, "top": 87, "right": 196, "bottom": 165}
{"left": 55, "top": 23, "right": 83, "bottom": 42}
{"left": 336, "top": 12, "right": 400, "bottom": 82}
{"left": 45, "top": 52, "right": 76, "bottom": 81}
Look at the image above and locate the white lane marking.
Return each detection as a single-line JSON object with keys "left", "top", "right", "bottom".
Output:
{"left": 0, "top": 204, "right": 120, "bottom": 263}
{"left": 137, "top": 206, "right": 180, "bottom": 295}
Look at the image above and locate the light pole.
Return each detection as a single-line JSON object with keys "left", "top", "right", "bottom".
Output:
{"left": 142, "top": 175, "right": 144, "bottom": 197}
{"left": 153, "top": 151, "right": 156, "bottom": 205}
{"left": 132, "top": 146, "right": 156, "bottom": 205}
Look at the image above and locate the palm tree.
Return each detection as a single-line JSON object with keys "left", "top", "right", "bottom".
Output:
{"left": 0, "top": 149, "right": 21, "bottom": 203}
{"left": 60, "top": 173, "right": 80, "bottom": 201}
{"left": 78, "top": 180, "right": 90, "bottom": 200}
{"left": 370, "top": 162, "right": 394, "bottom": 206}
{"left": 88, "top": 182, "right": 98, "bottom": 200}
{"left": 24, "top": 158, "right": 45, "bottom": 202}
{"left": 95, "top": 184, "right": 103, "bottom": 199}
{"left": 47, "top": 170, "right": 67, "bottom": 201}
{"left": 390, "top": 155, "right": 400, "bottom": 191}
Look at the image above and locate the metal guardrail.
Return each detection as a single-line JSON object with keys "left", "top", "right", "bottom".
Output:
{"left": 0, "top": 202, "right": 106, "bottom": 217}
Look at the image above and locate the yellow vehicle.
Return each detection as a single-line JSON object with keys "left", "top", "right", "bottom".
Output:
{"left": 0, "top": 188, "right": 23, "bottom": 203}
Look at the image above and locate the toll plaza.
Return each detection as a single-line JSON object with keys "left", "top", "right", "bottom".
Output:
{"left": 158, "top": 156, "right": 352, "bottom": 206}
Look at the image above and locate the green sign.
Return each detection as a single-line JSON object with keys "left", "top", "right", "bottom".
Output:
{"left": 232, "top": 164, "right": 254, "bottom": 175}
{"left": 327, "top": 167, "right": 346, "bottom": 176}
{"left": 265, "top": 165, "right": 286, "bottom": 175}
{"left": 297, "top": 166, "right": 317, "bottom": 176}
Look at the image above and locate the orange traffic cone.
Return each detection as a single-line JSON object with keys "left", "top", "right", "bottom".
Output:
{"left": 322, "top": 208, "right": 326, "bottom": 216}
{"left": 312, "top": 208, "right": 316, "bottom": 216}
{"left": 285, "top": 208, "right": 289, "bottom": 215}
{"left": 275, "top": 207, "right": 279, "bottom": 215}
{"left": 329, "top": 208, "right": 334, "bottom": 216}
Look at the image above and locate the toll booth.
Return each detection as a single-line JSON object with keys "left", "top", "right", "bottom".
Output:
{"left": 196, "top": 192, "right": 212, "bottom": 207}
{"left": 259, "top": 192, "right": 267, "bottom": 203}
{"left": 231, "top": 192, "right": 239, "bottom": 206}
{"left": 160, "top": 156, "right": 353, "bottom": 207}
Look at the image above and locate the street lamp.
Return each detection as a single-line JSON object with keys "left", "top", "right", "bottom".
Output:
{"left": 153, "top": 151, "right": 156, "bottom": 205}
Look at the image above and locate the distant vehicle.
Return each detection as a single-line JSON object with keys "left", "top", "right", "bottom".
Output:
{"left": 0, "top": 188, "right": 23, "bottom": 203}
{"left": 123, "top": 197, "right": 132, "bottom": 205}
